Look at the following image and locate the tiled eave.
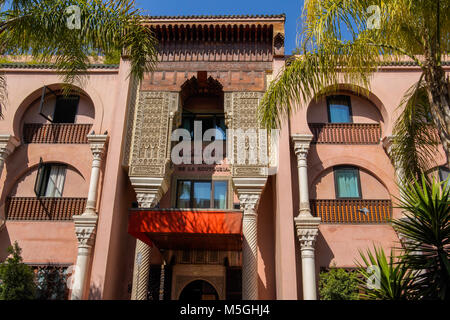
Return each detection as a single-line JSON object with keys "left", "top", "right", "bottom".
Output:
{"left": 0, "top": 63, "right": 119, "bottom": 73}
{"left": 141, "top": 14, "right": 286, "bottom": 24}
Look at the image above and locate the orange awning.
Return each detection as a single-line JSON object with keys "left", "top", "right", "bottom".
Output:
{"left": 128, "top": 209, "right": 243, "bottom": 251}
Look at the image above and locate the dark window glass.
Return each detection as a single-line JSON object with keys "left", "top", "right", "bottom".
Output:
{"left": 213, "top": 181, "right": 228, "bottom": 209}
{"left": 193, "top": 181, "right": 212, "bottom": 208}
{"left": 35, "top": 164, "right": 67, "bottom": 198}
{"left": 334, "top": 167, "right": 361, "bottom": 198}
{"left": 175, "top": 180, "right": 228, "bottom": 209}
{"left": 327, "top": 95, "right": 352, "bottom": 123}
{"left": 181, "top": 114, "right": 226, "bottom": 140}
{"left": 52, "top": 95, "right": 79, "bottom": 123}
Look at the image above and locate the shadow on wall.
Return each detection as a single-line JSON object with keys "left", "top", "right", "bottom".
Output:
{"left": 315, "top": 231, "right": 334, "bottom": 270}
{"left": 0, "top": 227, "right": 12, "bottom": 261}
{"left": 257, "top": 176, "right": 276, "bottom": 300}
{"left": 0, "top": 144, "right": 31, "bottom": 204}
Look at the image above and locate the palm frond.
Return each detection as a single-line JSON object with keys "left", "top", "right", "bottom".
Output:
{"left": 390, "top": 78, "right": 441, "bottom": 181}
{"left": 392, "top": 174, "right": 450, "bottom": 300}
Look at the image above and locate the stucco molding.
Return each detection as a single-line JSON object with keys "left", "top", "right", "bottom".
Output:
{"left": 0, "top": 134, "right": 20, "bottom": 161}
{"left": 130, "top": 176, "right": 168, "bottom": 208}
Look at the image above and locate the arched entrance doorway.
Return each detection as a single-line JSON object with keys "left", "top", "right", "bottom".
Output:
{"left": 179, "top": 280, "right": 219, "bottom": 301}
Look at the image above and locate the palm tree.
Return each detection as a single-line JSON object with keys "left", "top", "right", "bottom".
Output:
{"left": 0, "top": 0, "right": 157, "bottom": 114}
{"left": 392, "top": 175, "right": 450, "bottom": 300}
{"left": 259, "top": 0, "right": 450, "bottom": 177}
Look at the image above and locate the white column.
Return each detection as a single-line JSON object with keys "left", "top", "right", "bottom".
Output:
{"left": 71, "top": 214, "right": 98, "bottom": 300}
{"left": 292, "top": 134, "right": 321, "bottom": 300}
{"left": 129, "top": 177, "right": 168, "bottom": 300}
{"left": 131, "top": 239, "right": 152, "bottom": 300}
{"left": 0, "top": 135, "right": 19, "bottom": 178}
{"left": 71, "top": 134, "right": 108, "bottom": 300}
{"left": 233, "top": 177, "right": 266, "bottom": 300}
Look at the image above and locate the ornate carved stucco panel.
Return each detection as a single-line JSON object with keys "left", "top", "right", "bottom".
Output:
{"left": 224, "top": 92, "right": 268, "bottom": 177}
{"left": 122, "top": 77, "right": 140, "bottom": 168}
{"left": 129, "top": 91, "right": 180, "bottom": 177}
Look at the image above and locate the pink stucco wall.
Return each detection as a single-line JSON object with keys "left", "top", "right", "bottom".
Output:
{"left": 0, "top": 56, "right": 448, "bottom": 301}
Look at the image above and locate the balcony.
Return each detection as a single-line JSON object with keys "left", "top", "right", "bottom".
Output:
{"left": 5, "top": 197, "right": 86, "bottom": 221}
{"left": 309, "top": 123, "right": 381, "bottom": 144}
{"left": 310, "top": 199, "right": 392, "bottom": 223}
{"left": 23, "top": 123, "right": 93, "bottom": 144}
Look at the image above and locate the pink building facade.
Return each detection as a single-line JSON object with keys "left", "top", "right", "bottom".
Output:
{"left": 0, "top": 15, "right": 448, "bottom": 300}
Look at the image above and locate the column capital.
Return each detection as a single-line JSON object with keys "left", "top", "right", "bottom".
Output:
{"left": 0, "top": 134, "right": 20, "bottom": 159}
{"left": 130, "top": 176, "right": 168, "bottom": 208}
{"left": 73, "top": 214, "right": 98, "bottom": 249}
{"left": 291, "top": 134, "right": 313, "bottom": 163}
{"left": 381, "top": 135, "right": 395, "bottom": 155}
{"left": 232, "top": 177, "right": 266, "bottom": 214}
{"left": 295, "top": 215, "right": 321, "bottom": 249}
{"left": 87, "top": 134, "right": 108, "bottom": 160}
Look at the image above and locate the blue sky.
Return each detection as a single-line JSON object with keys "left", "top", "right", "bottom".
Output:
{"left": 137, "top": 0, "right": 305, "bottom": 54}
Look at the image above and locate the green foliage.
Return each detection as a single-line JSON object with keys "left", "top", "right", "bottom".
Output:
{"left": 392, "top": 174, "right": 450, "bottom": 300}
{"left": 319, "top": 267, "right": 360, "bottom": 300}
{"left": 103, "top": 49, "right": 121, "bottom": 65}
{"left": 356, "top": 245, "right": 413, "bottom": 300}
{"left": 0, "top": 241, "right": 36, "bottom": 300}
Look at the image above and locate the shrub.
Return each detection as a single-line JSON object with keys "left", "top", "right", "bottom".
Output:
{"left": 319, "top": 267, "right": 359, "bottom": 300}
{"left": 0, "top": 241, "right": 36, "bottom": 300}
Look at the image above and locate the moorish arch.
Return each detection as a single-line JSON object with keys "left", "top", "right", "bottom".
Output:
{"left": 12, "top": 83, "right": 103, "bottom": 139}
{"left": 305, "top": 83, "right": 389, "bottom": 136}
{"left": 174, "top": 274, "right": 225, "bottom": 300}
{"left": 0, "top": 151, "right": 91, "bottom": 204}
{"left": 5, "top": 160, "right": 87, "bottom": 198}
{"left": 308, "top": 156, "right": 397, "bottom": 199}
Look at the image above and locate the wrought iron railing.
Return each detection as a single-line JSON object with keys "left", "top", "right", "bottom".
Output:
{"left": 23, "top": 123, "right": 92, "bottom": 144}
{"left": 5, "top": 197, "right": 86, "bottom": 221}
{"left": 310, "top": 199, "right": 392, "bottom": 223}
{"left": 309, "top": 123, "right": 381, "bottom": 144}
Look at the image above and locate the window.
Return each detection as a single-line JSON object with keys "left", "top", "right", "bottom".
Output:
{"left": 327, "top": 95, "right": 352, "bottom": 123}
{"left": 52, "top": 95, "right": 79, "bottom": 123}
{"left": 176, "top": 180, "right": 228, "bottom": 209}
{"left": 334, "top": 166, "right": 361, "bottom": 199}
{"left": 181, "top": 113, "right": 226, "bottom": 140}
{"left": 439, "top": 166, "right": 450, "bottom": 188}
{"left": 38, "top": 86, "right": 80, "bottom": 123}
{"left": 34, "top": 162, "right": 67, "bottom": 198}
